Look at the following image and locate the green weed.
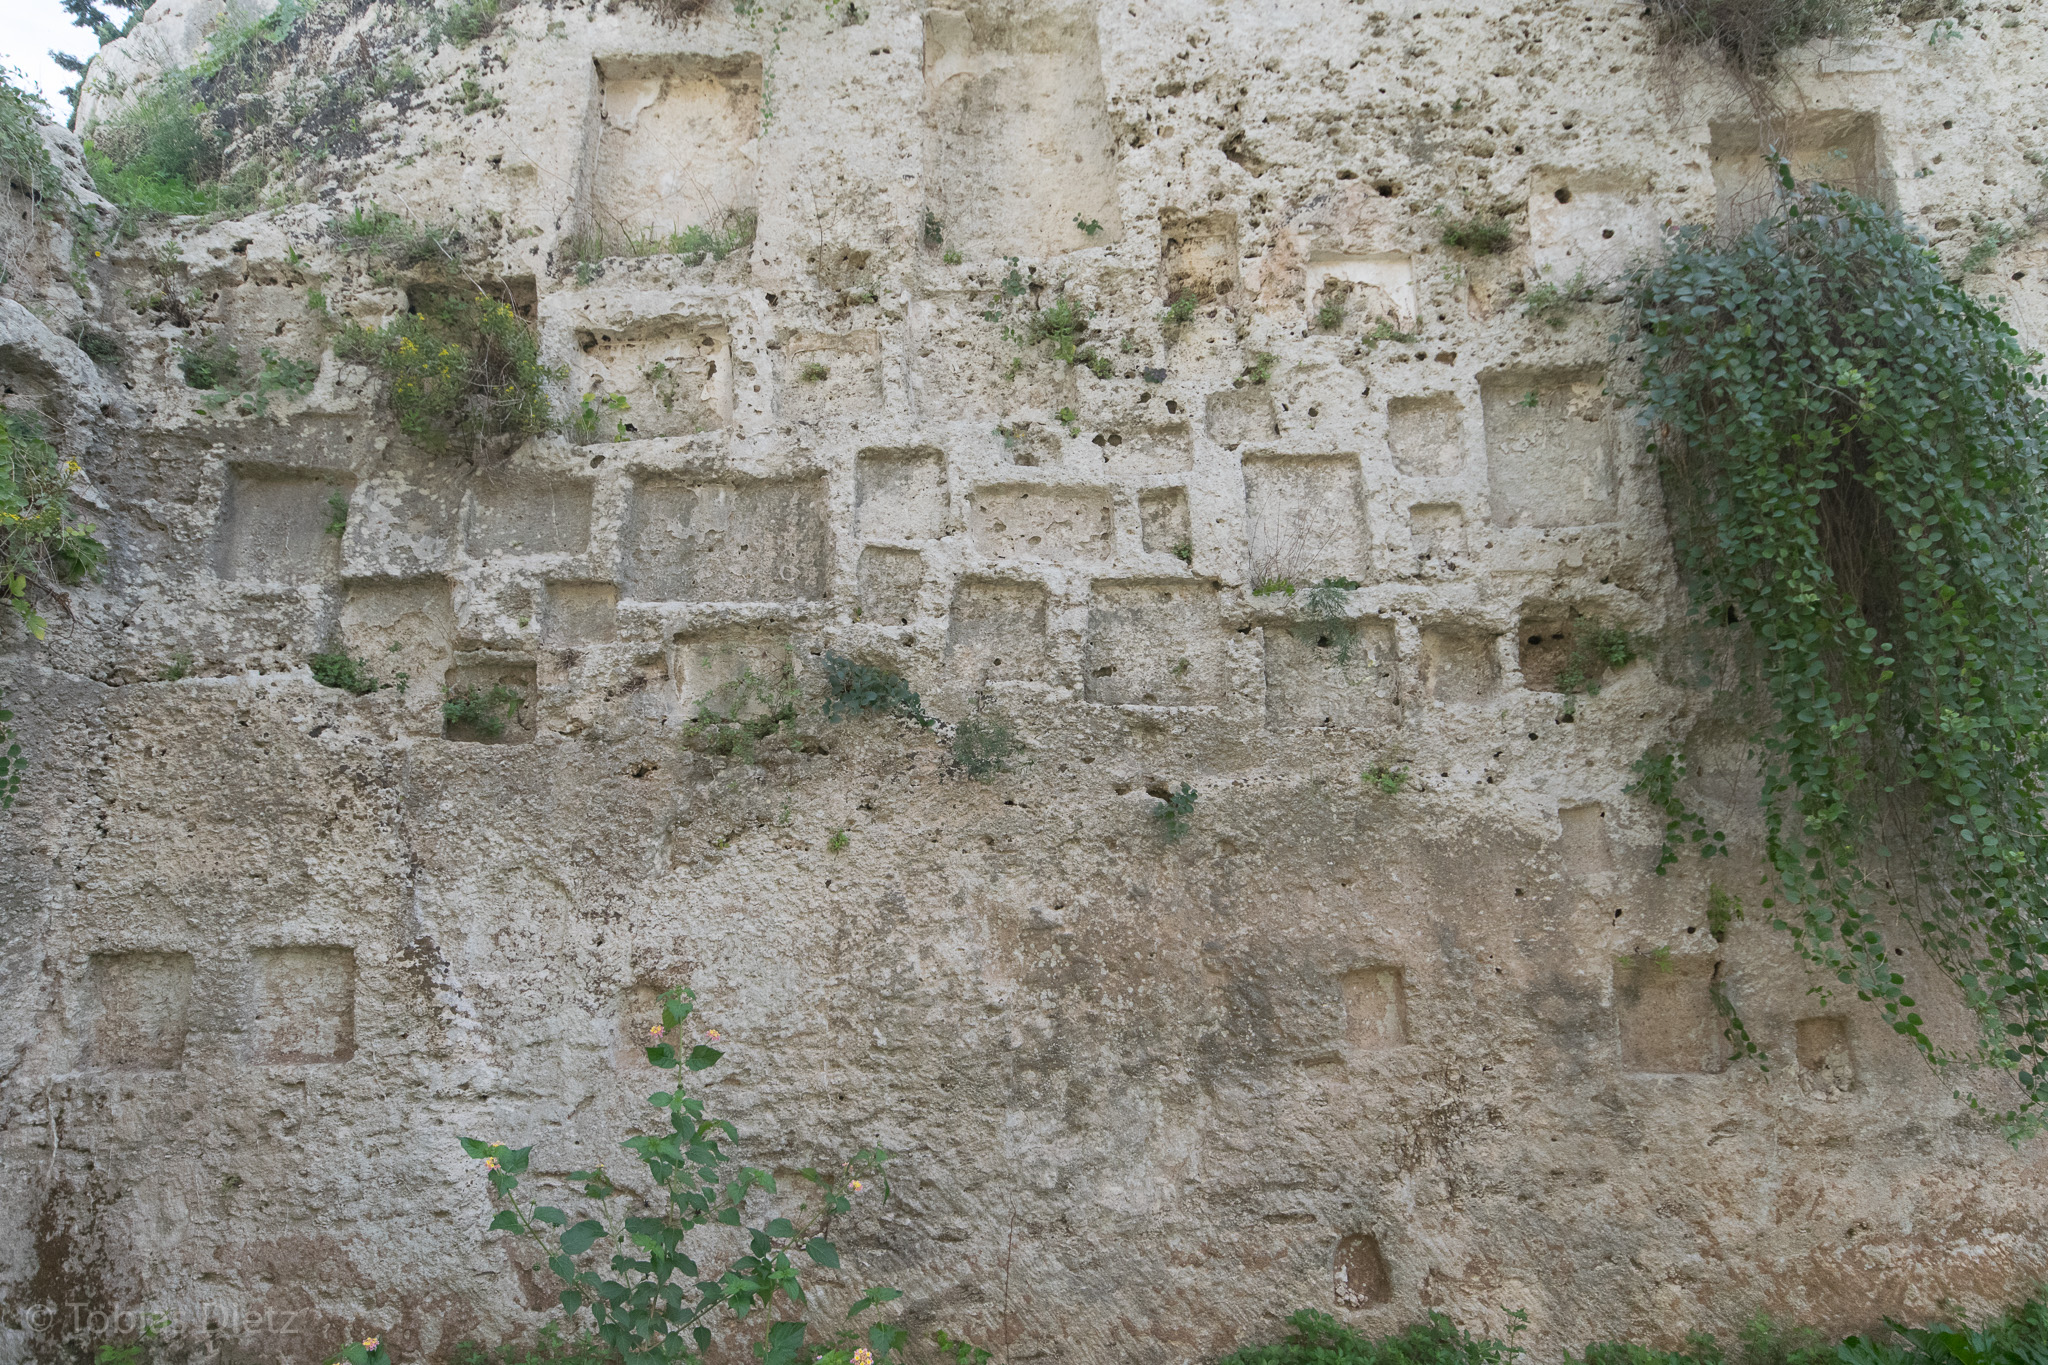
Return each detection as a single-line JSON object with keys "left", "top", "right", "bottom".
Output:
{"left": 442, "top": 683, "right": 524, "bottom": 737}
{"left": 1151, "top": 782, "right": 1198, "bottom": 842}
{"left": 309, "top": 652, "right": 380, "bottom": 695}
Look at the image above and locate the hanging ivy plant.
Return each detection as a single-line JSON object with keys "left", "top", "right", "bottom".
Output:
{"left": 1632, "top": 168, "right": 2048, "bottom": 1132}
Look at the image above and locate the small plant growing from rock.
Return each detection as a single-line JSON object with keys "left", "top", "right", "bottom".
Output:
{"left": 1074, "top": 214, "right": 1104, "bottom": 236}
{"left": 1171, "top": 537, "right": 1194, "bottom": 565}
{"left": 1151, "top": 782, "right": 1198, "bottom": 842}
{"left": 443, "top": 683, "right": 523, "bottom": 737}
{"left": 178, "top": 331, "right": 243, "bottom": 390}
{"left": 309, "top": 652, "right": 380, "bottom": 695}
{"left": 683, "top": 660, "right": 800, "bottom": 763}
{"left": 821, "top": 653, "right": 933, "bottom": 727}
{"left": 942, "top": 249, "right": 962, "bottom": 265}
{"left": 1522, "top": 269, "right": 1597, "bottom": 328}
{"left": 923, "top": 209, "right": 944, "bottom": 246}
{"left": 324, "top": 491, "right": 350, "bottom": 537}
{"left": 800, "top": 361, "right": 831, "bottom": 382}
{"left": 573, "top": 391, "right": 631, "bottom": 444}
{"left": 1438, "top": 211, "right": 1515, "bottom": 255}
{"left": 951, "top": 712, "right": 1017, "bottom": 779}
{"left": 1238, "top": 351, "right": 1277, "bottom": 386}
{"left": 827, "top": 827, "right": 851, "bottom": 852}
{"left": 1160, "top": 293, "right": 1200, "bottom": 329}
{"left": 1364, "top": 765, "right": 1409, "bottom": 795}
{"left": 453, "top": 987, "right": 907, "bottom": 1364}
{"left": 1315, "top": 296, "right": 1345, "bottom": 331}
{"left": 1360, "top": 319, "right": 1420, "bottom": 349}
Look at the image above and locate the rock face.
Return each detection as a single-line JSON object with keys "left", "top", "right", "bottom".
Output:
{"left": 4, "top": 1, "right": 2048, "bottom": 1362}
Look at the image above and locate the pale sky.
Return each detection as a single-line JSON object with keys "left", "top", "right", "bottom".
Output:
{"left": 2, "top": 0, "right": 99, "bottom": 122}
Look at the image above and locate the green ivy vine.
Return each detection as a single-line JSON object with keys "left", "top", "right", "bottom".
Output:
{"left": 1632, "top": 170, "right": 2048, "bottom": 1129}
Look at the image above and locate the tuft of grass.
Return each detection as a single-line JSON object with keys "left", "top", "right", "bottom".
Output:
{"left": 309, "top": 652, "right": 380, "bottom": 695}
{"left": 1523, "top": 269, "right": 1597, "bottom": 327}
{"left": 1364, "top": 765, "right": 1409, "bottom": 795}
{"left": 827, "top": 827, "right": 850, "bottom": 853}
{"left": 1315, "top": 296, "right": 1345, "bottom": 331}
{"left": 951, "top": 713, "right": 1017, "bottom": 779}
{"left": 1647, "top": 0, "right": 1871, "bottom": 75}
{"left": 1439, "top": 212, "right": 1515, "bottom": 254}
{"left": 799, "top": 361, "right": 830, "bottom": 382}
{"left": 442, "top": 683, "right": 524, "bottom": 737}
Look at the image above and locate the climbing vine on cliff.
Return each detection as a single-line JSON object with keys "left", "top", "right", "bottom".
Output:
{"left": 1632, "top": 171, "right": 2048, "bottom": 1130}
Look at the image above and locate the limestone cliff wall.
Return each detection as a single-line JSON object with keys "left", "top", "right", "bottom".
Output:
{"left": 5, "top": 0, "right": 2048, "bottom": 1361}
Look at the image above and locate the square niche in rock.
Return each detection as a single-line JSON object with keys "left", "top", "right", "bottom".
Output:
{"left": 442, "top": 660, "right": 538, "bottom": 744}
{"left": 1480, "top": 370, "right": 1617, "bottom": 529}
{"left": 250, "top": 946, "right": 356, "bottom": 1064}
{"left": 216, "top": 465, "right": 352, "bottom": 585}
{"left": 856, "top": 446, "right": 950, "bottom": 544}
{"left": 90, "top": 951, "right": 194, "bottom": 1070}
{"left": 573, "top": 320, "right": 732, "bottom": 443}
{"left": 623, "top": 475, "right": 830, "bottom": 603}
{"left": 466, "top": 477, "right": 594, "bottom": 558}
{"left": 1385, "top": 394, "right": 1465, "bottom": 478}
{"left": 946, "top": 579, "right": 1051, "bottom": 684}
{"left": 590, "top": 54, "right": 761, "bottom": 242}
{"left": 1614, "top": 954, "right": 1724, "bottom": 1075}
{"left": 1242, "top": 454, "right": 1369, "bottom": 586}
{"left": 1083, "top": 580, "right": 1229, "bottom": 706}
{"left": 1710, "top": 112, "right": 1885, "bottom": 232}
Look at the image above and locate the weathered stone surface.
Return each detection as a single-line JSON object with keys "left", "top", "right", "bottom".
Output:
{"left": 5, "top": 1, "right": 2048, "bottom": 1362}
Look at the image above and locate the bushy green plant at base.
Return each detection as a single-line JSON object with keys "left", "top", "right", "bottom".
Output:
{"left": 1632, "top": 167, "right": 2048, "bottom": 1130}
{"left": 950, "top": 713, "right": 1016, "bottom": 778}
{"left": 820, "top": 653, "right": 932, "bottom": 727}
{"left": 336, "top": 293, "right": 558, "bottom": 454}
{"left": 682, "top": 661, "right": 800, "bottom": 762}
{"left": 443, "top": 684, "right": 524, "bottom": 737}
{"left": 308, "top": 652, "right": 379, "bottom": 695}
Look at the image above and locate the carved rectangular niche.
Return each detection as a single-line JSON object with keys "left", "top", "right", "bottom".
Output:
{"left": 251, "top": 946, "right": 356, "bottom": 1064}
{"left": 1558, "top": 802, "right": 1614, "bottom": 874}
{"left": 623, "top": 475, "right": 829, "bottom": 602}
{"left": 1091, "top": 424, "right": 1194, "bottom": 478}
{"left": 339, "top": 578, "right": 455, "bottom": 693}
{"left": 857, "top": 546, "right": 923, "bottom": 624}
{"left": 590, "top": 54, "right": 762, "bottom": 240}
{"left": 1205, "top": 388, "right": 1276, "bottom": 450}
{"left": 1242, "top": 454, "right": 1369, "bottom": 585}
{"left": 91, "top": 951, "right": 193, "bottom": 1070}
{"left": 1614, "top": 955, "right": 1725, "bottom": 1075}
{"left": 672, "top": 630, "right": 790, "bottom": 721}
{"left": 946, "top": 580, "right": 1050, "bottom": 684}
{"left": 1527, "top": 173, "right": 1659, "bottom": 277}
{"left": 1710, "top": 112, "right": 1885, "bottom": 231}
{"left": 778, "top": 332, "right": 885, "bottom": 424}
{"left": 466, "top": 478, "right": 594, "bottom": 557}
{"left": 216, "top": 466, "right": 352, "bottom": 584}
{"left": 856, "top": 446, "right": 950, "bottom": 543}
{"left": 1161, "top": 210, "right": 1239, "bottom": 301}
{"left": 1083, "top": 580, "right": 1228, "bottom": 705}
{"left": 1481, "top": 370, "right": 1617, "bottom": 529}
{"left": 923, "top": 4, "right": 1121, "bottom": 256}
{"left": 544, "top": 581, "right": 619, "bottom": 644}
{"left": 443, "top": 661, "right": 538, "bottom": 744}
{"left": 1796, "top": 1015, "right": 1856, "bottom": 1093}
{"left": 1386, "top": 394, "right": 1465, "bottom": 477}
{"left": 1306, "top": 253, "right": 1416, "bottom": 327}
{"left": 573, "top": 320, "right": 731, "bottom": 442}
{"left": 1264, "top": 620, "right": 1398, "bottom": 729}
{"left": 1418, "top": 626, "right": 1500, "bottom": 704}
{"left": 1342, "top": 967, "right": 1409, "bottom": 1052}
{"left": 1137, "top": 486, "right": 1190, "bottom": 557}
{"left": 968, "top": 483, "right": 1114, "bottom": 566}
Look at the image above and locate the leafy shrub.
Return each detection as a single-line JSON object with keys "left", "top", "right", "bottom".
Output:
{"left": 2, "top": 409, "right": 106, "bottom": 644}
{"left": 1315, "top": 296, "right": 1345, "bottom": 331}
{"left": 800, "top": 361, "right": 830, "bottom": 382}
{"left": 951, "top": 713, "right": 1016, "bottom": 779}
{"left": 329, "top": 203, "right": 458, "bottom": 269}
{"left": 83, "top": 71, "right": 225, "bottom": 218}
{"left": 177, "top": 332, "right": 243, "bottom": 390}
{"left": 682, "top": 660, "right": 799, "bottom": 762}
{"left": 336, "top": 293, "right": 559, "bottom": 455}
{"left": 443, "top": 684, "right": 524, "bottom": 737}
{"left": 1439, "top": 212, "right": 1515, "bottom": 254}
{"left": 1633, "top": 172, "right": 2048, "bottom": 1127}
{"left": 437, "top": 0, "right": 504, "bottom": 46}
{"left": 450, "top": 987, "right": 905, "bottom": 1363}
{"left": 1, "top": 71, "right": 70, "bottom": 223}
{"left": 1160, "top": 293, "right": 1200, "bottom": 327}
{"left": 247, "top": 348, "right": 318, "bottom": 414}
{"left": 821, "top": 653, "right": 932, "bottom": 727}
{"left": 1523, "top": 270, "right": 1597, "bottom": 328}
{"left": 76, "top": 330, "right": 122, "bottom": 364}
{"left": 309, "top": 652, "right": 380, "bottom": 695}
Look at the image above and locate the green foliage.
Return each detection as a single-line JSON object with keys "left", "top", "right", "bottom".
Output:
{"left": 1027, "top": 297, "right": 1109, "bottom": 375}
{"left": 1240, "top": 351, "right": 1277, "bottom": 386}
{"left": 0, "top": 706, "right": 23, "bottom": 810}
{"left": 76, "top": 330, "right": 122, "bottom": 364}
{"left": 1362, "top": 319, "right": 1420, "bottom": 348}
{"left": 1251, "top": 578, "right": 1296, "bottom": 597}
{"left": 1555, "top": 625, "right": 1643, "bottom": 696}
{"left": 573, "top": 391, "right": 631, "bottom": 444}
{"left": 1438, "top": 212, "right": 1514, "bottom": 254}
{"left": 460, "top": 78, "right": 504, "bottom": 115}
{"left": 1171, "top": 537, "right": 1194, "bottom": 565}
{"left": 827, "top": 827, "right": 850, "bottom": 853}
{"left": 178, "top": 331, "right": 243, "bottom": 390}
{"left": 451, "top": 1325, "right": 622, "bottom": 1365}
{"left": 1364, "top": 765, "right": 1410, "bottom": 795}
{"left": 1627, "top": 752, "right": 1728, "bottom": 875}
{"left": 336, "top": 292, "right": 559, "bottom": 454}
{"left": 1, "top": 70, "right": 70, "bottom": 223}
{"left": 435, "top": 0, "right": 504, "bottom": 47}
{"left": 1151, "top": 782, "right": 1198, "bottom": 842}
{"left": 1707, "top": 883, "right": 1744, "bottom": 943}
{"left": 942, "top": 249, "right": 962, "bottom": 266}
{"left": 605, "top": 211, "right": 758, "bottom": 266}
{"left": 443, "top": 683, "right": 524, "bottom": 737}
{"left": 799, "top": 362, "right": 830, "bottom": 383}
{"left": 1633, "top": 173, "right": 2048, "bottom": 1125}
{"left": 1074, "top": 214, "right": 1103, "bottom": 236}
{"left": 1523, "top": 269, "right": 1597, "bottom": 328}
{"left": 2, "top": 408, "right": 106, "bottom": 644}
{"left": 1218, "top": 1308, "right": 1518, "bottom": 1365}
{"left": 922, "top": 210, "right": 943, "bottom": 247}
{"left": 326, "top": 491, "right": 349, "bottom": 537}
{"left": 1160, "top": 293, "right": 1200, "bottom": 327}
{"left": 247, "top": 347, "right": 318, "bottom": 414}
{"left": 83, "top": 70, "right": 224, "bottom": 219}
{"left": 1960, "top": 219, "right": 2022, "bottom": 276}
{"left": 1315, "top": 296, "right": 1345, "bottom": 331}
{"left": 821, "top": 652, "right": 933, "bottom": 727}
{"left": 309, "top": 652, "right": 380, "bottom": 695}
{"left": 682, "top": 659, "right": 799, "bottom": 763}
{"left": 453, "top": 987, "right": 903, "bottom": 1364}
{"left": 1302, "top": 576, "right": 1360, "bottom": 619}
{"left": 161, "top": 650, "right": 192, "bottom": 681}
{"left": 951, "top": 712, "right": 1016, "bottom": 779}
{"left": 329, "top": 204, "right": 458, "bottom": 270}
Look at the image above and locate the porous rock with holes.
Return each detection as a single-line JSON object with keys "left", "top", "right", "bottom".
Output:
{"left": 5, "top": 0, "right": 2048, "bottom": 1361}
